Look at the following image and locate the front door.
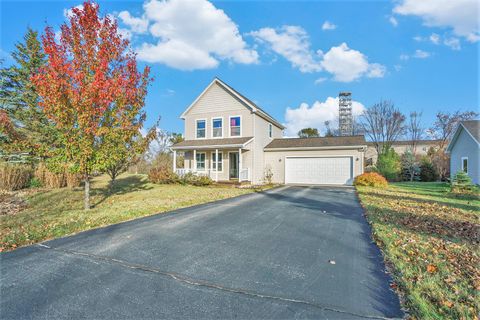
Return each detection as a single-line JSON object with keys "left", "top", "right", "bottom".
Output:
{"left": 229, "top": 152, "right": 239, "bottom": 179}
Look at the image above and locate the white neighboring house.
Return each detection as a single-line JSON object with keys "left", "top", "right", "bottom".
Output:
{"left": 446, "top": 120, "right": 480, "bottom": 185}
{"left": 171, "top": 78, "right": 366, "bottom": 185}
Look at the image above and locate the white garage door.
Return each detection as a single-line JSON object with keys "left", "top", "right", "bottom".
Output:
{"left": 285, "top": 157, "right": 353, "bottom": 185}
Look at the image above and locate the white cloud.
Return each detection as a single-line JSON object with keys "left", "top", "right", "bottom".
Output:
{"left": 444, "top": 37, "right": 461, "bottom": 50}
{"left": 250, "top": 26, "right": 385, "bottom": 82}
{"left": 284, "top": 97, "right": 365, "bottom": 136}
{"left": 63, "top": 4, "right": 84, "bottom": 18}
{"left": 400, "top": 54, "right": 410, "bottom": 60}
{"left": 314, "top": 77, "right": 327, "bottom": 85}
{"left": 118, "top": 28, "right": 133, "bottom": 40}
{"left": 321, "top": 43, "right": 386, "bottom": 82}
{"left": 394, "top": 64, "right": 402, "bottom": 71}
{"left": 249, "top": 26, "right": 322, "bottom": 73}
{"left": 413, "top": 36, "right": 423, "bottom": 42}
{"left": 413, "top": 32, "right": 462, "bottom": 50}
{"left": 393, "top": 0, "right": 479, "bottom": 42}
{"left": 389, "top": 16, "right": 398, "bottom": 27}
{"left": 118, "top": 11, "right": 148, "bottom": 33}
{"left": 413, "top": 49, "right": 431, "bottom": 58}
{"left": 322, "top": 21, "right": 337, "bottom": 31}
{"left": 137, "top": 39, "right": 219, "bottom": 69}
{"left": 121, "top": 0, "right": 258, "bottom": 70}
{"left": 429, "top": 33, "right": 440, "bottom": 44}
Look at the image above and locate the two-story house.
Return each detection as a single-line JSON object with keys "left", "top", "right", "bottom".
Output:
{"left": 172, "top": 78, "right": 367, "bottom": 185}
{"left": 171, "top": 78, "right": 285, "bottom": 184}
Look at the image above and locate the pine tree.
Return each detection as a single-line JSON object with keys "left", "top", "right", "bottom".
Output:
{"left": 0, "top": 28, "right": 59, "bottom": 158}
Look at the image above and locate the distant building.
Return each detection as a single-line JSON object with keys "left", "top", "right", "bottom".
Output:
{"left": 446, "top": 120, "right": 479, "bottom": 184}
{"left": 365, "top": 140, "right": 441, "bottom": 166}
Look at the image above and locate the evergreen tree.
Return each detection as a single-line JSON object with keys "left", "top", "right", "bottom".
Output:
{"left": 0, "top": 28, "right": 58, "bottom": 157}
{"left": 375, "top": 147, "right": 401, "bottom": 181}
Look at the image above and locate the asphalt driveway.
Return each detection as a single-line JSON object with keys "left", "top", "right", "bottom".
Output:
{"left": 1, "top": 186, "right": 403, "bottom": 319}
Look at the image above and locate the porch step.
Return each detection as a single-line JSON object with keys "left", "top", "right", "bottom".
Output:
{"left": 216, "top": 180, "right": 250, "bottom": 186}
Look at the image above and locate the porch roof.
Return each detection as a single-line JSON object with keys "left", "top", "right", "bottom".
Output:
{"left": 171, "top": 137, "right": 254, "bottom": 150}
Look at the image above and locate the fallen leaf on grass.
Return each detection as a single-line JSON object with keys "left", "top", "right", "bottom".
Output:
{"left": 427, "top": 264, "right": 438, "bottom": 273}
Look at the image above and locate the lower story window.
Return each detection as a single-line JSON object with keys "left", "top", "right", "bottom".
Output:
{"left": 462, "top": 157, "right": 468, "bottom": 173}
{"left": 212, "top": 152, "right": 223, "bottom": 171}
{"left": 196, "top": 152, "right": 206, "bottom": 170}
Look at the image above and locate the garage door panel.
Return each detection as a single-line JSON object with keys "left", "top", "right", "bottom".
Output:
{"left": 285, "top": 157, "right": 352, "bottom": 185}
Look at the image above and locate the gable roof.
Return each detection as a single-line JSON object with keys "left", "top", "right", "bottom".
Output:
{"left": 180, "top": 78, "right": 285, "bottom": 130}
{"left": 447, "top": 120, "right": 480, "bottom": 152}
{"left": 265, "top": 135, "right": 366, "bottom": 150}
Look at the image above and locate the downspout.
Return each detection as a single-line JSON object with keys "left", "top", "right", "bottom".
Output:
{"left": 252, "top": 112, "right": 255, "bottom": 184}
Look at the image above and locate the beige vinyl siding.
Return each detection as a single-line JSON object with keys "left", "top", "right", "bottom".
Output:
{"left": 251, "top": 114, "right": 283, "bottom": 184}
{"left": 183, "top": 83, "right": 254, "bottom": 140}
{"left": 264, "top": 149, "right": 365, "bottom": 184}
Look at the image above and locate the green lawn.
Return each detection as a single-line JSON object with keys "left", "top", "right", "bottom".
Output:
{"left": 0, "top": 173, "right": 256, "bottom": 252}
{"left": 356, "top": 182, "right": 479, "bottom": 319}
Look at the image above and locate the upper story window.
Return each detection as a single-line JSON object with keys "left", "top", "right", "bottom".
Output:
{"left": 230, "top": 116, "right": 241, "bottom": 137}
{"left": 268, "top": 123, "right": 273, "bottom": 138}
{"left": 212, "top": 118, "right": 223, "bottom": 138}
{"left": 196, "top": 119, "right": 206, "bottom": 138}
{"left": 462, "top": 157, "right": 468, "bottom": 173}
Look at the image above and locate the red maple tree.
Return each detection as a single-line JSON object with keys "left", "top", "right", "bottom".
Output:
{"left": 32, "top": 1, "right": 152, "bottom": 209}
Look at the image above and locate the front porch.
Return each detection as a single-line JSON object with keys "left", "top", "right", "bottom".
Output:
{"left": 171, "top": 137, "right": 254, "bottom": 183}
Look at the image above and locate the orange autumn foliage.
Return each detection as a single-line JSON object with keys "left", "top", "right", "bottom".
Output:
{"left": 354, "top": 172, "right": 388, "bottom": 188}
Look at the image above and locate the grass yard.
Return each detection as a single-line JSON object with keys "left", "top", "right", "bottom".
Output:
{"left": 0, "top": 173, "right": 257, "bottom": 252}
{"left": 356, "top": 182, "right": 479, "bottom": 319}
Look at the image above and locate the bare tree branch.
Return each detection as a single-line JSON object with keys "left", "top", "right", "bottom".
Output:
{"left": 407, "top": 111, "right": 423, "bottom": 154}
{"left": 427, "top": 111, "right": 478, "bottom": 150}
{"left": 360, "top": 100, "right": 406, "bottom": 154}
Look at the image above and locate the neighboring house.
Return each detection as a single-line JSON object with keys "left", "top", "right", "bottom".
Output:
{"left": 365, "top": 140, "right": 441, "bottom": 166}
{"left": 446, "top": 120, "right": 480, "bottom": 185}
{"left": 171, "top": 78, "right": 366, "bottom": 185}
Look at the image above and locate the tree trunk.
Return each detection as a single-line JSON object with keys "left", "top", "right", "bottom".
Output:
{"left": 84, "top": 173, "right": 90, "bottom": 210}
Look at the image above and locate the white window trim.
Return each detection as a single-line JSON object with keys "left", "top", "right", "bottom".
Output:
{"left": 195, "top": 118, "right": 207, "bottom": 139}
{"left": 196, "top": 152, "right": 206, "bottom": 171}
{"left": 229, "top": 115, "right": 242, "bottom": 138}
{"left": 211, "top": 151, "right": 224, "bottom": 173}
{"left": 461, "top": 156, "right": 468, "bottom": 173}
{"left": 211, "top": 117, "right": 224, "bottom": 139}
{"left": 268, "top": 123, "right": 273, "bottom": 138}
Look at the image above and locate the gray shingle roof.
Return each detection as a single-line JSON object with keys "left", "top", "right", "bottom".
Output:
{"left": 366, "top": 139, "right": 441, "bottom": 146}
{"left": 265, "top": 136, "right": 366, "bottom": 149}
{"left": 461, "top": 120, "right": 480, "bottom": 143}
{"left": 172, "top": 137, "right": 253, "bottom": 149}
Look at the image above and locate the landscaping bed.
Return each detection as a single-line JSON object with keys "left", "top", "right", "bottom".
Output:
{"left": 356, "top": 182, "right": 479, "bottom": 319}
{"left": 0, "top": 173, "right": 256, "bottom": 252}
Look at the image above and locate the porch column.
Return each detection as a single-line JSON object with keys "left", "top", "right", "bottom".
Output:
{"left": 193, "top": 149, "right": 196, "bottom": 172}
{"left": 210, "top": 150, "right": 213, "bottom": 175}
{"left": 215, "top": 149, "right": 219, "bottom": 182}
{"left": 238, "top": 148, "right": 242, "bottom": 181}
{"left": 173, "top": 150, "right": 177, "bottom": 173}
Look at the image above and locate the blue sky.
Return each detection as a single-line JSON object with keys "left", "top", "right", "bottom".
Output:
{"left": 1, "top": 0, "right": 478, "bottom": 136}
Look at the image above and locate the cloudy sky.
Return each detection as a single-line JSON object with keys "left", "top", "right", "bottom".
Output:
{"left": 1, "top": 0, "right": 478, "bottom": 136}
